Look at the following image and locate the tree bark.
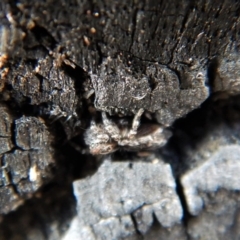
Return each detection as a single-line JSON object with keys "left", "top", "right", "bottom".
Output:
{"left": 0, "top": 0, "right": 240, "bottom": 239}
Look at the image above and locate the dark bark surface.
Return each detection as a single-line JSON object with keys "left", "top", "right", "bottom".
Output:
{"left": 0, "top": 0, "right": 240, "bottom": 239}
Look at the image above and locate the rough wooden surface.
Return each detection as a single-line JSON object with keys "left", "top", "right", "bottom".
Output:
{"left": 0, "top": 0, "right": 240, "bottom": 239}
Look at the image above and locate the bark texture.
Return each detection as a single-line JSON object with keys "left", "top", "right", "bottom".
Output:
{"left": 0, "top": 0, "right": 240, "bottom": 239}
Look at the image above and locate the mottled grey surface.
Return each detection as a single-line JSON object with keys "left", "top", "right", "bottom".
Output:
{"left": 187, "top": 189, "right": 240, "bottom": 240}
{"left": 213, "top": 52, "right": 240, "bottom": 96}
{"left": 0, "top": 115, "right": 55, "bottom": 214}
{"left": 0, "top": 105, "right": 13, "bottom": 154}
{"left": 91, "top": 58, "right": 209, "bottom": 126}
{"left": 8, "top": 55, "right": 80, "bottom": 119}
{"left": 63, "top": 217, "right": 95, "bottom": 240}
{"left": 15, "top": 116, "right": 50, "bottom": 150}
{"left": 0, "top": 0, "right": 240, "bottom": 239}
{"left": 181, "top": 145, "right": 240, "bottom": 216}
{"left": 72, "top": 159, "right": 182, "bottom": 239}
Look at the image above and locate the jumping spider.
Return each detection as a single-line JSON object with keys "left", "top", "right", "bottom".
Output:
{"left": 84, "top": 109, "right": 172, "bottom": 155}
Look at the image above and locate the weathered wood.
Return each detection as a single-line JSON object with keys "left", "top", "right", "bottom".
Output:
{"left": 0, "top": 0, "right": 240, "bottom": 239}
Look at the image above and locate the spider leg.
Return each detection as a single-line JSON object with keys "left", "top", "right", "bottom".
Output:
{"left": 101, "top": 112, "right": 110, "bottom": 125}
{"left": 64, "top": 115, "right": 72, "bottom": 123}
{"left": 102, "top": 112, "right": 120, "bottom": 141}
{"left": 83, "top": 89, "right": 95, "bottom": 99}
{"left": 73, "top": 120, "right": 83, "bottom": 130}
{"left": 50, "top": 113, "right": 64, "bottom": 124}
{"left": 128, "top": 108, "right": 144, "bottom": 137}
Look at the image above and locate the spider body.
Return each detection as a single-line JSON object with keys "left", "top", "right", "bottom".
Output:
{"left": 84, "top": 109, "right": 172, "bottom": 155}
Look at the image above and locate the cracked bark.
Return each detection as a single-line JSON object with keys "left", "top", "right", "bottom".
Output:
{"left": 0, "top": 0, "right": 240, "bottom": 239}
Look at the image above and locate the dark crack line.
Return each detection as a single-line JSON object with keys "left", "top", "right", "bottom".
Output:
{"left": 175, "top": 177, "right": 192, "bottom": 240}
{"left": 130, "top": 212, "right": 144, "bottom": 238}
{"left": 168, "top": 3, "right": 196, "bottom": 65}
{"left": 96, "top": 41, "right": 103, "bottom": 66}
{"left": 129, "top": 8, "right": 139, "bottom": 53}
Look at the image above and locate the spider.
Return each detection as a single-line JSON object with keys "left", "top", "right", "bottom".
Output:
{"left": 84, "top": 109, "right": 172, "bottom": 155}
